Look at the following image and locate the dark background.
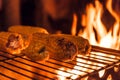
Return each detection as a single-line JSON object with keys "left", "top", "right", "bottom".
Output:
{"left": 0, "top": 0, "right": 119, "bottom": 34}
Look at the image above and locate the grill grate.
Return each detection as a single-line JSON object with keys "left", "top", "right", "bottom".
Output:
{"left": 0, "top": 45, "right": 120, "bottom": 80}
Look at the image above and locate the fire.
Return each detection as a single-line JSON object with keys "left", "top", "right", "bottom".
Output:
{"left": 57, "top": 0, "right": 120, "bottom": 79}
{"left": 78, "top": 0, "right": 120, "bottom": 79}
{"left": 78, "top": 0, "right": 120, "bottom": 49}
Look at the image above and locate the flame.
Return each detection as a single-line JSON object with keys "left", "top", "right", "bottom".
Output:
{"left": 57, "top": 0, "right": 120, "bottom": 79}
{"left": 71, "top": 13, "right": 77, "bottom": 36}
{"left": 107, "top": 74, "right": 112, "bottom": 80}
{"left": 78, "top": 0, "right": 120, "bottom": 79}
{"left": 78, "top": 0, "right": 120, "bottom": 49}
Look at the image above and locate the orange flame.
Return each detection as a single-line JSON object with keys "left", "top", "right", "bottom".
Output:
{"left": 78, "top": 0, "right": 120, "bottom": 49}
{"left": 57, "top": 0, "right": 120, "bottom": 79}
{"left": 77, "top": 0, "right": 120, "bottom": 78}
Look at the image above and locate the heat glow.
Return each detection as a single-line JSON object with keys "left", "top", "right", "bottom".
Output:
{"left": 57, "top": 0, "right": 120, "bottom": 79}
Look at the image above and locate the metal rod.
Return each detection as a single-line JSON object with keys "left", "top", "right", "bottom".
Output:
{"left": 92, "top": 45, "right": 120, "bottom": 56}
{"left": 0, "top": 45, "right": 120, "bottom": 79}
{"left": 84, "top": 56, "right": 116, "bottom": 63}
{"left": 0, "top": 52, "right": 80, "bottom": 77}
{"left": 91, "top": 53, "right": 120, "bottom": 60}
{"left": 77, "top": 56, "right": 109, "bottom": 65}
{"left": 51, "top": 58, "right": 100, "bottom": 70}
{"left": 2, "top": 61, "right": 54, "bottom": 79}
{"left": 0, "top": 63, "right": 34, "bottom": 79}
{"left": 48, "top": 58, "right": 94, "bottom": 72}
{"left": 0, "top": 72, "right": 16, "bottom": 80}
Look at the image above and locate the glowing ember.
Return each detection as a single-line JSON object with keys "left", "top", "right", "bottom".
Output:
{"left": 78, "top": 0, "right": 120, "bottom": 49}
{"left": 57, "top": 0, "right": 120, "bottom": 79}
{"left": 107, "top": 74, "right": 112, "bottom": 80}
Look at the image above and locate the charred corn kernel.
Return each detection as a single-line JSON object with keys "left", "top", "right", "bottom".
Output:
{"left": 33, "top": 33, "right": 91, "bottom": 61}
{"left": 32, "top": 33, "right": 78, "bottom": 62}
{"left": 54, "top": 34, "right": 91, "bottom": 55}
{"left": 21, "top": 36, "right": 49, "bottom": 61}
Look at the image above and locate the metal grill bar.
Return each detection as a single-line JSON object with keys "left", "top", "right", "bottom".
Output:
{"left": 0, "top": 72, "right": 15, "bottom": 80}
{"left": 47, "top": 59, "right": 91, "bottom": 73}
{"left": 0, "top": 54, "right": 89, "bottom": 79}
{"left": 0, "top": 63, "right": 34, "bottom": 79}
{"left": 0, "top": 54, "right": 67, "bottom": 79}
{"left": 83, "top": 55, "right": 116, "bottom": 63}
{"left": 92, "top": 45, "right": 120, "bottom": 56}
{"left": 0, "top": 52, "right": 82, "bottom": 79}
{"left": 77, "top": 56, "right": 109, "bottom": 65}
{"left": 91, "top": 53, "right": 119, "bottom": 60}
{"left": 0, "top": 45, "right": 120, "bottom": 80}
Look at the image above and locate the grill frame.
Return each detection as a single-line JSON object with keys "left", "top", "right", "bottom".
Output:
{"left": 0, "top": 45, "right": 120, "bottom": 80}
